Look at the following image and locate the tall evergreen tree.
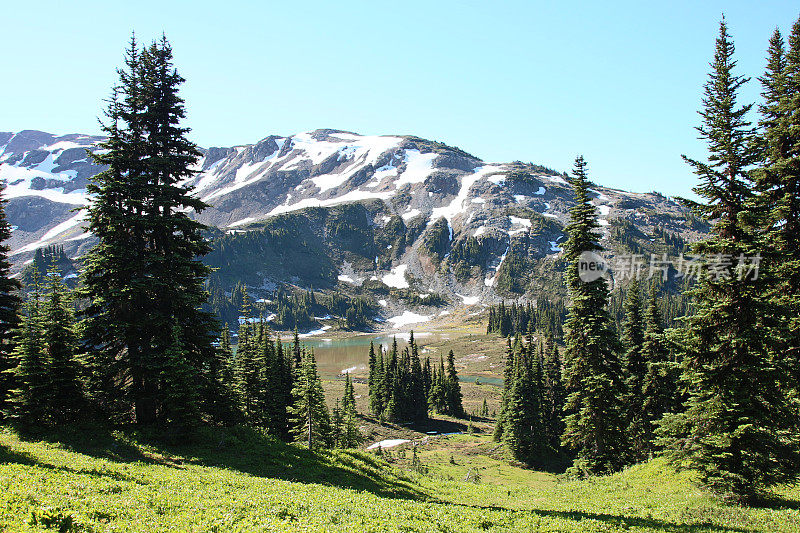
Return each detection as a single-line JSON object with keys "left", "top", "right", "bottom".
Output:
{"left": 342, "top": 373, "right": 356, "bottom": 414}
{"left": 290, "top": 348, "right": 332, "bottom": 449}
{"left": 621, "top": 279, "right": 647, "bottom": 460}
{"left": 160, "top": 322, "right": 200, "bottom": 431}
{"left": 0, "top": 183, "right": 21, "bottom": 421}
{"left": 542, "top": 337, "right": 565, "bottom": 453}
{"left": 422, "top": 357, "right": 432, "bottom": 403}
{"left": 561, "top": 155, "right": 627, "bottom": 476}
{"left": 444, "top": 350, "right": 463, "bottom": 417}
{"left": 276, "top": 338, "right": 295, "bottom": 440}
{"left": 331, "top": 399, "right": 343, "bottom": 448}
{"left": 503, "top": 341, "right": 546, "bottom": 466}
{"left": 752, "top": 19, "right": 800, "bottom": 391}
{"left": 340, "top": 407, "right": 363, "bottom": 449}
{"left": 367, "top": 336, "right": 430, "bottom": 422}
{"left": 640, "top": 291, "right": 676, "bottom": 456}
{"left": 6, "top": 280, "right": 47, "bottom": 425}
{"left": 208, "top": 326, "right": 240, "bottom": 425}
{"left": 493, "top": 338, "right": 515, "bottom": 441}
{"left": 81, "top": 36, "right": 218, "bottom": 426}
{"left": 234, "top": 309, "right": 263, "bottom": 424}
{"left": 41, "top": 269, "right": 83, "bottom": 424}
{"left": 336, "top": 375, "right": 362, "bottom": 448}
{"left": 428, "top": 356, "right": 447, "bottom": 414}
{"left": 665, "top": 19, "right": 800, "bottom": 500}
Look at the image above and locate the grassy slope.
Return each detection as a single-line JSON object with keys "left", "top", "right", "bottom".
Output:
{"left": 2, "top": 428, "right": 799, "bottom": 532}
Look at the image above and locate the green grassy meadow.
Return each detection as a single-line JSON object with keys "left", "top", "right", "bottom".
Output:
{"left": 2, "top": 426, "right": 798, "bottom": 532}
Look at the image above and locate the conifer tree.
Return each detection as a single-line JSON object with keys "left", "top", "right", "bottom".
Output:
{"left": 422, "top": 356, "right": 432, "bottom": 400}
{"left": 292, "top": 328, "right": 302, "bottom": 368}
{"left": 503, "top": 341, "right": 546, "bottom": 466}
{"left": 410, "top": 339, "right": 427, "bottom": 420}
{"left": 6, "top": 278, "right": 48, "bottom": 425}
{"left": 367, "top": 341, "right": 376, "bottom": 406}
{"left": 367, "top": 336, "right": 433, "bottom": 422}
{"left": 41, "top": 268, "right": 83, "bottom": 424}
{"left": 160, "top": 323, "right": 200, "bottom": 431}
{"left": 81, "top": 35, "right": 219, "bottom": 426}
{"left": 340, "top": 408, "right": 363, "bottom": 448}
{"left": 561, "top": 155, "right": 627, "bottom": 476}
{"left": 444, "top": 350, "right": 463, "bottom": 417}
{"left": 234, "top": 307, "right": 264, "bottom": 424}
{"left": 752, "top": 19, "right": 800, "bottom": 391}
{"left": 205, "top": 326, "right": 240, "bottom": 425}
{"left": 335, "top": 376, "right": 363, "bottom": 448}
{"left": 0, "top": 183, "right": 21, "bottom": 421}
{"left": 276, "top": 338, "right": 294, "bottom": 440}
{"left": 542, "top": 337, "right": 565, "bottom": 452}
{"left": 368, "top": 342, "right": 384, "bottom": 415}
{"left": 331, "top": 399, "right": 343, "bottom": 448}
{"left": 621, "top": 279, "right": 647, "bottom": 460}
{"left": 640, "top": 291, "right": 676, "bottom": 455}
{"left": 493, "top": 338, "right": 514, "bottom": 441}
{"left": 290, "top": 349, "right": 332, "bottom": 449}
{"left": 260, "top": 329, "right": 287, "bottom": 435}
{"left": 665, "top": 19, "right": 800, "bottom": 500}
{"left": 342, "top": 373, "right": 356, "bottom": 413}
{"left": 428, "top": 356, "right": 447, "bottom": 414}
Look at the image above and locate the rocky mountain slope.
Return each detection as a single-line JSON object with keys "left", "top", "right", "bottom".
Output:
{"left": 0, "top": 128, "right": 704, "bottom": 321}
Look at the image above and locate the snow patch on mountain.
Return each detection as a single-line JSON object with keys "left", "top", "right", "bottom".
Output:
{"left": 395, "top": 150, "right": 437, "bottom": 187}
{"left": 430, "top": 165, "right": 504, "bottom": 227}
{"left": 387, "top": 311, "right": 430, "bottom": 328}
{"left": 382, "top": 264, "right": 409, "bottom": 289}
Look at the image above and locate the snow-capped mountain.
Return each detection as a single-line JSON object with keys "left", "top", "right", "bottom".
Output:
{"left": 0, "top": 128, "right": 701, "bottom": 305}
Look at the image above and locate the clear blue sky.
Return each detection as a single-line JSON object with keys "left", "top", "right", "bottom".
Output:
{"left": 2, "top": 1, "right": 797, "bottom": 197}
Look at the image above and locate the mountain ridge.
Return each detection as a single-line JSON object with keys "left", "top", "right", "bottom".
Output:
{"left": 0, "top": 127, "right": 704, "bottom": 321}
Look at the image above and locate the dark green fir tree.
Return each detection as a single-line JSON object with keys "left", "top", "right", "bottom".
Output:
{"left": 752, "top": 19, "right": 800, "bottom": 393}
{"left": 160, "top": 322, "right": 201, "bottom": 432}
{"left": 503, "top": 341, "right": 546, "bottom": 466}
{"left": 640, "top": 291, "right": 677, "bottom": 456}
{"left": 561, "top": 155, "right": 627, "bottom": 476}
{"left": 444, "top": 350, "right": 463, "bottom": 417}
{"left": 542, "top": 336, "right": 565, "bottom": 453}
{"left": 0, "top": 183, "right": 21, "bottom": 421}
{"left": 41, "top": 268, "right": 83, "bottom": 424}
{"left": 6, "top": 280, "right": 46, "bottom": 426}
{"left": 81, "top": 35, "right": 219, "bottom": 427}
{"left": 290, "top": 349, "right": 332, "bottom": 449}
{"left": 663, "top": 18, "right": 800, "bottom": 501}
{"left": 620, "top": 279, "right": 646, "bottom": 460}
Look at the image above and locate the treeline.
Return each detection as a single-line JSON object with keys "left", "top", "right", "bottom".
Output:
{"left": 0, "top": 36, "right": 360, "bottom": 451}
{"left": 207, "top": 282, "right": 374, "bottom": 333}
{"left": 486, "top": 299, "right": 565, "bottom": 339}
{"left": 608, "top": 277, "right": 691, "bottom": 331}
{"left": 20, "top": 245, "right": 75, "bottom": 287}
{"left": 489, "top": 281, "right": 680, "bottom": 471}
{"left": 494, "top": 333, "right": 564, "bottom": 469}
{"left": 3, "top": 271, "right": 83, "bottom": 426}
{"left": 540, "top": 15, "right": 800, "bottom": 503}
{"left": 218, "top": 312, "right": 362, "bottom": 448}
{"left": 367, "top": 333, "right": 463, "bottom": 422}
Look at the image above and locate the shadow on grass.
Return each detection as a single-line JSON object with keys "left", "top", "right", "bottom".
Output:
{"left": 748, "top": 493, "right": 800, "bottom": 511}
{"left": 4, "top": 423, "right": 426, "bottom": 501}
{"left": 0, "top": 441, "right": 39, "bottom": 466}
{"left": 390, "top": 416, "right": 469, "bottom": 435}
{"left": 166, "top": 425, "right": 427, "bottom": 500}
{"left": 445, "top": 501, "right": 758, "bottom": 533}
